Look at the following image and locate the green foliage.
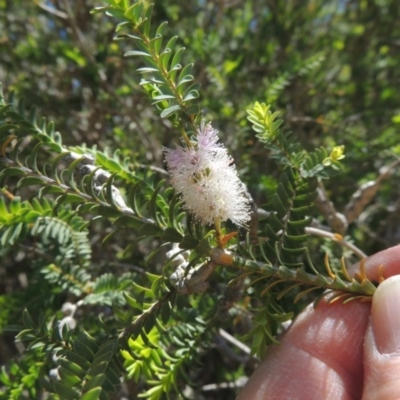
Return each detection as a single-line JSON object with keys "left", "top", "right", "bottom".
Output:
{"left": 10, "top": 310, "right": 121, "bottom": 399}
{"left": 0, "top": 87, "right": 185, "bottom": 250}
{"left": 0, "top": 196, "right": 91, "bottom": 295}
{"left": 247, "top": 101, "right": 343, "bottom": 179}
{"left": 245, "top": 102, "right": 342, "bottom": 266}
{"left": 0, "top": 0, "right": 398, "bottom": 398}
{"left": 0, "top": 351, "right": 42, "bottom": 399}
{"left": 122, "top": 317, "right": 212, "bottom": 399}
{"left": 93, "top": 0, "right": 201, "bottom": 123}
{"left": 266, "top": 53, "right": 326, "bottom": 104}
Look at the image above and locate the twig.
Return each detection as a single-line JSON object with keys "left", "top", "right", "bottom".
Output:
{"left": 119, "top": 291, "right": 174, "bottom": 339}
{"left": 315, "top": 180, "right": 348, "bottom": 235}
{"left": 137, "top": 164, "right": 168, "bottom": 176}
{"left": 218, "top": 329, "right": 252, "bottom": 356}
{"left": 0, "top": 187, "right": 15, "bottom": 200}
{"left": 0, "top": 156, "right": 155, "bottom": 225}
{"left": 305, "top": 226, "right": 367, "bottom": 259}
{"left": 107, "top": 261, "right": 147, "bottom": 275}
{"left": 201, "top": 377, "right": 248, "bottom": 392}
{"left": 34, "top": 1, "right": 68, "bottom": 19}
{"left": 344, "top": 159, "right": 400, "bottom": 224}
{"left": 170, "top": 260, "right": 217, "bottom": 294}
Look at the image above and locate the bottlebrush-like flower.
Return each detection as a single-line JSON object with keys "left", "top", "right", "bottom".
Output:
{"left": 164, "top": 123, "right": 251, "bottom": 226}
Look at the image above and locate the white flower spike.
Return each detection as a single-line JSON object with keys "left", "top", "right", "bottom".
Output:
{"left": 164, "top": 123, "right": 251, "bottom": 226}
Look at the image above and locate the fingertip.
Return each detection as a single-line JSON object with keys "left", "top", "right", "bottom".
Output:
{"left": 371, "top": 275, "right": 400, "bottom": 354}
{"left": 363, "top": 275, "right": 400, "bottom": 399}
{"left": 348, "top": 244, "right": 400, "bottom": 282}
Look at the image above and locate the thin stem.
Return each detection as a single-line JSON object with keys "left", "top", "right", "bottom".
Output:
{"left": 124, "top": 7, "right": 200, "bottom": 140}
{"left": 0, "top": 157, "right": 155, "bottom": 225}
{"left": 210, "top": 248, "right": 376, "bottom": 297}
{"left": 0, "top": 187, "right": 15, "bottom": 200}
{"left": 119, "top": 291, "right": 174, "bottom": 339}
{"left": 214, "top": 218, "right": 223, "bottom": 248}
{"left": 305, "top": 226, "right": 367, "bottom": 259}
{"left": 180, "top": 126, "right": 193, "bottom": 148}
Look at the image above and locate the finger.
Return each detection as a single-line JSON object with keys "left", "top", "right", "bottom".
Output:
{"left": 363, "top": 275, "right": 400, "bottom": 400}
{"left": 347, "top": 244, "right": 400, "bottom": 281}
{"left": 238, "top": 245, "right": 400, "bottom": 400}
{"left": 237, "top": 300, "right": 370, "bottom": 400}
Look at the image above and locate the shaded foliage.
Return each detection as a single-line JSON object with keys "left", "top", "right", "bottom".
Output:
{"left": 1, "top": 0, "right": 400, "bottom": 399}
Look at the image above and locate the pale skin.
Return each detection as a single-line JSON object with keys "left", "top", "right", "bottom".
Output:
{"left": 237, "top": 244, "right": 400, "bottom": 400}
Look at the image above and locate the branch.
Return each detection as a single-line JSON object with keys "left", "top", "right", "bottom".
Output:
{"left": 210, "top": 248, "right": 376, "bottom": 297}
{"left": 315, "top": 180, "right": 348, "bottom": 235}
{"left": 344, "top": 159, "right": 400, "bottom": 224}
{"left": 305, "top": 226, "right": 367, "bottom": 259}
{"left": 119, "top": 291, "right": 174, "bottom": 339}
{"left": 34, "top": 1, "right": 68, "bottom": 19}
{"left": 0, "top": 156, "right": 155, "bottom": 225}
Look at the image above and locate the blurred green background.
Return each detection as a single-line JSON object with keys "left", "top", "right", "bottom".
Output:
{"left": 1, "top": 0, "right": 400, "bottom": 398}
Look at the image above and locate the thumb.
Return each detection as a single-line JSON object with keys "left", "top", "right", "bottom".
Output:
{"left": 363, "top": 275, "right": 400, "bottom": 400}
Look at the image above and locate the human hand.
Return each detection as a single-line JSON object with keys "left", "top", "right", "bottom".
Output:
{"left": 237, "top": 245, "right": 400, "bottom": 400}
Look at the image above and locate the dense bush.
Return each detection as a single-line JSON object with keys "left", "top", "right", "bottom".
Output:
{"left": 1, "top": 1, "right": 399, "bottom": 399}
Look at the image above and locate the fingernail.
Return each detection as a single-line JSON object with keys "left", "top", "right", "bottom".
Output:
{"left": 372, "top": 275, "right": 400, "bottom": 354}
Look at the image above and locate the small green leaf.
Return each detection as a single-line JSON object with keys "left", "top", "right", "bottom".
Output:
{"left": 0, "top": 167, "right": 25, "bottom": 179}
{"left": 89, "top": 205, "right": 122, "bottom": 218}
{"left": 124, "top": 50, "right": 152, "bottom": 57}
{"left": 15, "top": 329, "right": 36, "bottom": 342}
{"left": 160, "top": 47, "right": 174, "bottom": 70}
{"left": 53, "top": 381, "right": 79, "bottom": 399}
{"left": 64, "top": 350, "right": 91, "bottom": 370}
{"left": 38, "top": 185, "right": 64, "bottom": 197}
{"left": 185, "top": 104, "right": 201, "bottom": 115}
{"left": 58, "top": 358, "right": 86, "bottom": 379}
{"left": 56, "top": 193, "right": 84, "bottom": 205}
{"left": 16, "top": 176, "right": 45, "bottom": 188}
{"left": 3, "top": 324, "right": 24, "bottom": 332}
{"left": 179, "top": 234, "right": 199, "bottom": 249}
{"left": 177, "top": 75, "right": 194, "bottom": 89}
{"left": 124, "top": 293, "right": 143, "bottom": 311}
{"left": 138, "top": 223, "right": 163, "bottom": 236}
{"left": 136, "top": 67, "right": 158, "bottom": 73}
{"left": 152, "top": 94, "right": 175, "bottom": 101}
{"left": 169, "top": 47, "right": 185, "bottom": 71}
{"left": 160, "top": 105, "right": 181, "bottom": 118}
{"left": 74, "top": 341, "right": 95, "bottom": 362}
{"left": 162, "top": 227, "right": 183, "bottom": 242}
{"left": 22, "top": 309, "right": 34, "bottom": 328}
{"left": 58, "top": 366, "right": 82, "bottom": 386}
{"left": 183, "top": 90, "right": 199, "bottom": 102}
{"left": 81, "top": 387, "right": 103, "bottom": 400}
